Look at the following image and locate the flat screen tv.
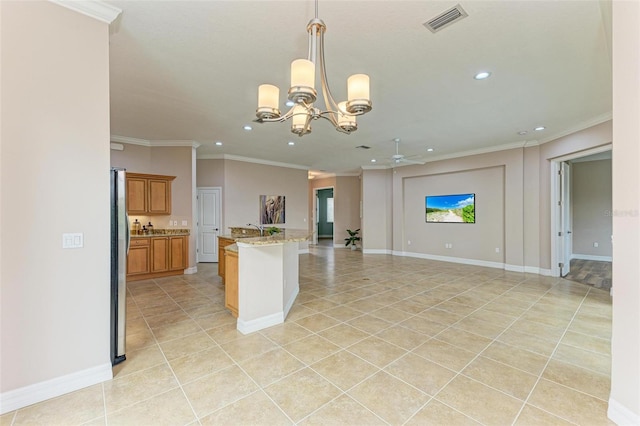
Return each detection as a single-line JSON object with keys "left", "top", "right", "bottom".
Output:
{"left": 425, "top": 193, "right": 475, "bottom": 223}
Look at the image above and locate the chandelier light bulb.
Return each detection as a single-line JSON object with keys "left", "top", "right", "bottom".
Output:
{"left": 289, "top": 59, "right": 317, "bottom": 104}
{"left": 291, "top": 105, "right": 311, "bottom": 136}
{"left": 257, "top": 84, "right": 281, "bottom": 120}
{"left": 346, "top": 74, "right": 372, "bottom": 114}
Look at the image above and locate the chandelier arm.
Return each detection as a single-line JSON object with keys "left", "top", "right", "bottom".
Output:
{"left": 315, "top": 112, "right": 350, "bottom": 134}
{"left": 317, "top": 27, "right": 341, "bottom": 125}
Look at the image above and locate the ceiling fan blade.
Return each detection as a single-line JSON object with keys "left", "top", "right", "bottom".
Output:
{"left": 400, "top": 158, "right": 425, "bottom": 165}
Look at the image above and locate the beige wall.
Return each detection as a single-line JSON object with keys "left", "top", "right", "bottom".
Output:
{"left": 571, "top": 159, "right": 612, "bottom": 258}
{"left": 537, "top": 120, "right": 613, "bottom": 269}
{"left": 335, "top": 176, "right": 362, "bottom": 246}
{"left": 402, "top": 167, "right": 505, "bottom": 263}
{"left": 359, "top": 123, "right": 612, "bottom": 272}
{"left": 197, "top": 160, "right": 308, "bottom": 233}
{"left": 111, "top": 144, "right": 196, "bottom": 268}
{"left": 362, "top": 169, "right": 393, "bottom": 251}
{"left": 388, "top": 148, "right": 524, "bottom": 268}
{"left": 196, "top": 159, "right": 225, "bottom": 188}
{"left": 609, "top": 0, "right": 640, "bottom": 422}
{"left": 523, "top": 145, "right": 541, "bottom": 268}
{"left": 1, "top": 0, "right": 111, "bottom": 405}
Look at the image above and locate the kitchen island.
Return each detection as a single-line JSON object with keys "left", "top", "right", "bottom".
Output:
{"left": 220, "top": 229, "right": 310, "bottom": 334}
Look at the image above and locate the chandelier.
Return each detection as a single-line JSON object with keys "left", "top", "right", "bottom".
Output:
{"left": 255, "top": 1, "right": 372, "bottom": 136}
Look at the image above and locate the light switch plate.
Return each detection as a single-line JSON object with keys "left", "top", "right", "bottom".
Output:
{"left": 62, "top": 233, "right": 83, "bottom": 249}
{"left": 181, "top": 220, "right": 188, "bottom": 226}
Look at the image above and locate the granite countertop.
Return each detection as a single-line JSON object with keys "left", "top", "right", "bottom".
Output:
{"left": 131, "top": 228, "right": 190, "bottom": 238}
{"left": 232, "top": 229, "right": 311, "bottom": 246}
{"left": 225, "top": 243, "right": 238, "bottom": 253}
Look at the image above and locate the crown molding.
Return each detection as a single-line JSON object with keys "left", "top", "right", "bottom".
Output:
{"left": 111, "top": 135, "right": 149, "bottom": 146}
{"left": 537, "top": 112, "right": 612, "bottom": 145}
{"left": 150, "top": 140, "right": 201, "bottom": 148}
{"left": 49, "top": 0, "right": 122, "bottom": 24}
{"left": 197, "top": 154, "right": 309, "bottom": 171}
{"left": 110, "top": 135, "right": 199, "bottom": 148}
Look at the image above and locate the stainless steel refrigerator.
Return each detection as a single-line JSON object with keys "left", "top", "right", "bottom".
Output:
{"left": 110, "top": 168, "right": 128, "bottom": 365}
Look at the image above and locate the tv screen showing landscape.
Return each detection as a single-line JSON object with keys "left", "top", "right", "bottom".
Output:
{"left": 426, "top": 193, "right": 475, "bottom": 223}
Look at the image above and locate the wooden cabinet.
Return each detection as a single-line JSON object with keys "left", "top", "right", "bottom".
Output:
{"left": 126, "top": 173, "right": 175, "bottom": 215}
{"left": 170, "top": 236, "right": 187, "bottom": 270}
{"left": 217, "top": 237, "right": 235, "bottom": 284}
{"left": 151, "top": 237, "right": 169, "bottom": 273}
{"left": 224, "top": 247, "right": 239, "bottom": 317}
{"left": 127, "top": 238, "right": 150, "bottom": 276}
{"left": 127, "top": 235, "right": 188, "bottom": 281}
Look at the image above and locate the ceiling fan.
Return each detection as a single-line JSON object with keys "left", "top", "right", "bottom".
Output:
{"left": 390, "top": 138, "right": 425, "bottom": 166}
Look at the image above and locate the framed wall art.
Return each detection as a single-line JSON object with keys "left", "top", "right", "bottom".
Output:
{"left": 426, "top": 193, "right": 475, "bottom": 223}
{"left": 260, "top": 195, "right": 285, "bottom": 224}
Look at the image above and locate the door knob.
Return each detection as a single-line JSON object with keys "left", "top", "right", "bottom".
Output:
{"left": 214, "top": 228, "right": 219, "bottom": 231}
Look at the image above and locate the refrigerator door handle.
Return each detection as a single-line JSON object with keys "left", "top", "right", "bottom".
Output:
{"left": 125, "top": 212, "right": 131, "bottom": 255}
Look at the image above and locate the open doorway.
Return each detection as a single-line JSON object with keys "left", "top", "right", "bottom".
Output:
{"left": 314, "top": 187, "right": 334, "bottom": 247}
{"left": 551, "top": 146, "right": 612, "bottom": 290}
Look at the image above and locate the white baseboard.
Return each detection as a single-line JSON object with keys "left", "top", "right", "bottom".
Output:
{"left": 571, "top": 254, "right": 613, "bottom": 262}
{"left": 523, "top": 266, "right": 554, "bottom": 276}
{"left": 395, "top": 251, "right": 505, "bottom": 270}
{"left": 298, "top": 248, "right": 310, "bottom": 255}
{"left": 504, "top": 264, "right": 525, "bottom": 273}
{"left": 362, "top": 249, "right": 393, "bottom": 254}
{"left": 608, "top": 397, "right": 640, "bottom": 426}
{"left": 184, "top": 266, "right": 198, "bottom": 274}
{"left": 0, "top": 363, "right": 112, "bottom": 415}
{"left": 237, "top": 312, "right": 284, "bottom": 335}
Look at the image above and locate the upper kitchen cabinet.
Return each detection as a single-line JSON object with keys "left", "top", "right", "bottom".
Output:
{"left": 126, "top": 172, "right": 176, "bottom": 215}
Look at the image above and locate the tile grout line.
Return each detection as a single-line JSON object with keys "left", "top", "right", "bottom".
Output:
{"left": 509, "top": 284, "right": 594, "bottom": 425}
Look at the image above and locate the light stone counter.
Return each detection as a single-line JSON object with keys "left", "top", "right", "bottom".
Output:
{"left": 233, "top": 229, "right": 311, "bottom": 246}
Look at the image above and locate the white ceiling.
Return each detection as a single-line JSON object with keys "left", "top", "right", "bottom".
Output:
{"left": 107, "top": 0, "right": 612, "bottom": 174}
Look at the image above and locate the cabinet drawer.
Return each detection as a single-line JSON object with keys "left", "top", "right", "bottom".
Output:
{"left": 130, "top": 238, "right": 150, "bottom": 246}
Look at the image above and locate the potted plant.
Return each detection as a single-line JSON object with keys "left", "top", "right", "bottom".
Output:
{"left": 266, "top": 226, "right": 281, "bottom": 235}
{"left": 344, "top": 229, "right": 361, "bottom": 250}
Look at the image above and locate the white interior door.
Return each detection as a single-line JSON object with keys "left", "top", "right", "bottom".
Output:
{"left": 560, "top": 162, "right": 572, "bottom": 276}
{"left": 197, "top": 187, "right": 221, "bottom": 263}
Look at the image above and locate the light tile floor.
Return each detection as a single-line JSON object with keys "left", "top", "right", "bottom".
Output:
{"left": 2, "top": 246, "right": 614, "bottom": 425}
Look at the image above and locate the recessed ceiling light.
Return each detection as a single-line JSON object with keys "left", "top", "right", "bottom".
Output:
{"left": 474, "top": 71, "right": 491, "bottom": 80}
{"left": 371, "top": 159, "right": 377, "bottom": 163}
{"left": 426, "top": 148, "right": 434, "bottom": 152}
{"left": 215, "top": 141, "right": 223, "bottom": 146}
{"left": 288, "top": 141, "right": 295, "bottom": 146}
{"left": 243, "top": 125, "right": 253, "bottom": 131}
{"left": 518, "top": 131, "right": 528, "bottom": 136}
{"left": 534, "top": 126, "right": 545, "bottom": 131}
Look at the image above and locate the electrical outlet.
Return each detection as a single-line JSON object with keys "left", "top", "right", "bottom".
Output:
{"left": 593, "top": 242, "right": 599, "bottom": 248}
{"left": 408, "top": 240, "right": 411, "bottom": 245}
{"left": 62, "top": 233, "right": 83, "bottom": 249}
{"left": 181, "top": 220, "right": 188, "bottom": 226}
{"left": 173, "top": 220, "right": 178, "bottom": 226}
{"left": 495, "top": 247, "right": 500, "bottom": 253}
{"left": 168, "top": 220, "right": 173, "bottom": 227}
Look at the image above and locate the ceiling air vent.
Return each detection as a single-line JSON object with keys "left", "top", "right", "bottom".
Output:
{"left": 423, "top": 4, "right": 468, "bottom": 33}
{"left": 356, "top": 145, "right": 371, "bottom": 149}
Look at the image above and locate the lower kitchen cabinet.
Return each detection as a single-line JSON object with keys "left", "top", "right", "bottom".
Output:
{"left": 127, "top": 238, "right": 150, "bottom": 276}
{"left": 224, "top": 246, "right": 238, "bottom": 317}
{"left": 127, "top": 235, "right": 188, "bottom": 281}
{"left": 217, "top": 237, "right": 235, "bottom": 284}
